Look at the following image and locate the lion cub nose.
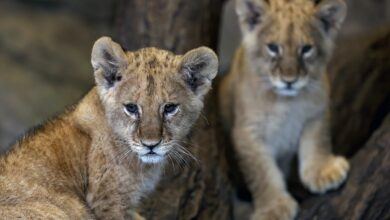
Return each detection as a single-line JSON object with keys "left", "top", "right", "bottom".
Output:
{"left": 141, "top": 139, "right": 162, "bottom": 150}
{"left": 281, "top": 76, "right": 298, "bottom": 88}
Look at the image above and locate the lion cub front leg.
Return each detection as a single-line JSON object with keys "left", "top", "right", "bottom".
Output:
{"left": 233, "top": 126, "right": 298, "bottom": 220}
{"left": 299, "top": 115, "right": 350, "bottom": 194}
{"left": 128, "top": 210, "right": 146, "bottom": 220}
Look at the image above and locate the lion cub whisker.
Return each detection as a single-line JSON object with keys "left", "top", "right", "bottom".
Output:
{"left": 0, "top": 36, "right": 219, "bottom": 219}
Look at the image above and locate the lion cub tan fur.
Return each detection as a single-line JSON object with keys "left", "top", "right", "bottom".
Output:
{"left": 0, "top": 37, "right": 218, "bottom": 219}
{"left": 219, "top": 0, "right": 349, "bottom": 219}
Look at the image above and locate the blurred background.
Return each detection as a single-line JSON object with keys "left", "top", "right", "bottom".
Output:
{"left": 0, "top": 0, "right": 390, "bottom": 219}
{"left": 0, "top": 0, "right": 389, "bottom": 150}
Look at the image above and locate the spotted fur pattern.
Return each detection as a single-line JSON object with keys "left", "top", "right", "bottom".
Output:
{"left": 0, "top": 37, "right": 218, "bottom": 219}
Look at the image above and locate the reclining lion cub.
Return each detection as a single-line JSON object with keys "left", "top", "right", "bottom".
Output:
{"left": 0, "top": 37, "right": 218, "bottom": 219}
{"left": 220, "top": 0, "right": 349, "bottom": 219}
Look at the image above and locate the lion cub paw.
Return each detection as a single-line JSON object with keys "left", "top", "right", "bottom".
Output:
{"left": 301, "top": 156, "right": 350, "bottom": 194}
{"left": 251, "top": 194, "right": 298, "bottom": 220}
{"left": 129, "top": 211, "right": 146, "bottom": 220}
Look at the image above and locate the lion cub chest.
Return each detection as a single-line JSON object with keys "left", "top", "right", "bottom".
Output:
{"left": 253, "top": 96, "right": 324, "bottom": 159}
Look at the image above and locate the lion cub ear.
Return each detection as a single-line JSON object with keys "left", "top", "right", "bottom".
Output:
{"left": 315, "top": 0, "right": 347, "bottom": 36}
{"left": 180, "top": 47, "right": 218, "bottom": 97}
{"left": 91, "top": 36, "right": 127, "bottom": 89}
{"left": 235, "top": 0, "right": 269, "bottom": 33}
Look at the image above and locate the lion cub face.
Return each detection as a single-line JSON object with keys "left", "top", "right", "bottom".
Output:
{"left": 91, "top": 37, "right": 218, "bottom": 164}
{"left": 236, "top": 0, "right": 346, "bottom": 96}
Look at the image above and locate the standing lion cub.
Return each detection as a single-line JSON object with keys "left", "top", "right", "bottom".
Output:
{"left": 219, "top": 0, "right": 349, "bottom": 219}
{"left": 0, "top": 37, "right": 218, "bottom": 219}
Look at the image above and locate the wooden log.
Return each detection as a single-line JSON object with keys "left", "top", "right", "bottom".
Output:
{"left": 114, "top": 1, "right": 233, "bottom": 219}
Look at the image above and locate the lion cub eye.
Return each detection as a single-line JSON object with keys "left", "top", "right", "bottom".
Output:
{"left": 266, "top": 43, "right": 281, "bottom": 57}
{"left": 163, "top": 103, "right": 179, "bottom": 117}
{"left": 124, "top": 103, "right": 139, "bottom": 117}
{"left": 300, "top": 45, "right": 314, "bottom": 58}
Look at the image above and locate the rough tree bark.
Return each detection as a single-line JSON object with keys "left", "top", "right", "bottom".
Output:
{"left": 114, "top": 1, "right": 233, "bottom": 219}
{"left": 115, "top": 0, "right": 223, "bottom": 54}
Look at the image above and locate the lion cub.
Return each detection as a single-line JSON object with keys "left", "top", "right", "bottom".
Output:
{"left": 219, "top": 0, "right": 349, "bottom": 219}
{"left": 0, "top": 37, "right": 218, "bottom": 219}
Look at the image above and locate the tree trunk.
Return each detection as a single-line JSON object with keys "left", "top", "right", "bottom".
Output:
{"left": 114, "top": 1, "right": 233, "bottom": 219}
{"left": 115, "top": 0, "right": 223, "bottom": 54}
{"left": 329, "top": 28, "right": 390, "bottom": 157}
